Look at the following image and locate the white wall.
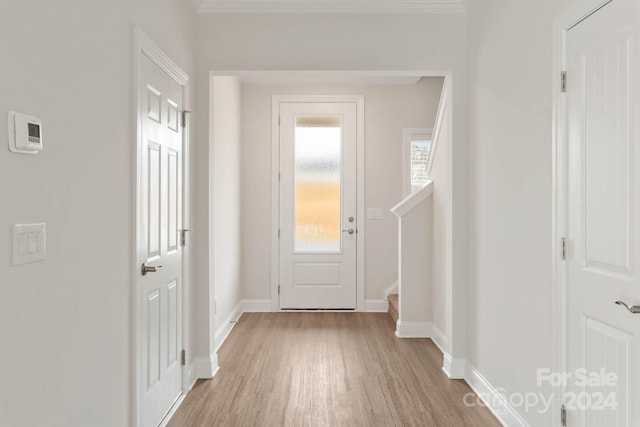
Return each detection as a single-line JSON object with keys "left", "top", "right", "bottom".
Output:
{"left": 466, "top": 0, "right": 572, "bottom": 424}
{"left": 197, "top": 10, "right": 468, "bottom": 359}
{"left": 240, "top": 80, "right": 443, "bottom": 302}
{"left": 211, "top": 76, "right": 243, "bottom": 336}
{"left": 396, "top": 195, "right": 433, "bottom": 324}
{"left": 0, "top": 1, "right": 197, "bottom": 426}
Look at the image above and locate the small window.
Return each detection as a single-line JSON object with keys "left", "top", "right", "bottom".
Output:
{"left": 403, "top": 127, "right": 433, "bottom": 195}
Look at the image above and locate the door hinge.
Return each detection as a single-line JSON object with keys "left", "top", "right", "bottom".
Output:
{"left": 561, "top": 237, "right": 567, "bottom": 260}
{"left": 278, "top": 285, "right": 280, "bottom": 295}
{"left": 180, "top": 229, "right": 192, "bottom": 247}
{"left": 182, "top": 110, "right": 192, "bottom": 128}
{"left": 561, "top": 71, "right": 567, "bottom": 93}
{"left": 278, "top": 228, "right": 280, "bottom": 238}
{"left": 180, "top": 349, "right": 186, "bottom": 366}
{"left": 278, "top": 172, "right": 281, "bottom": 182}
{"left": 278, "top": 116, "right": 281, "bottom": 126}
{"left": 561, "top": 404, "right": 567, "bottom": 426}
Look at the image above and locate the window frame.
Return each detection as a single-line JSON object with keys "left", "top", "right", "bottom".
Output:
{"left": 402, "top": 127, "right": 434, "bottom": 196}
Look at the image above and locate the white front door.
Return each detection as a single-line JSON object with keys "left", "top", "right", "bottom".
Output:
{"left": 138, "top": 53, "right": 184, "bottom": 427}
{"left": 279, "top": 102, "right": 357, "bottom": 309}
{"left": 566, "top": 1, "right": 640, "bottom": 425}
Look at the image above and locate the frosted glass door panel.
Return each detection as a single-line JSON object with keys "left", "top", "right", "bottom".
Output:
{"left": 294, "top": 117, "right": 342, "bottom": 252}
{"left": 278, "top": 101, "right": 357, "bottom": 309}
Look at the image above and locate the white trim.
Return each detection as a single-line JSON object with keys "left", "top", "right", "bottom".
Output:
{"left": 426, "top": 80, "right": 448, "bottom": 178}
{"left": 364, "top": 299, "right": 388, "bottom": 312}
{"left": 136, "top": 29, "right": 188, "bottom": 86}
{"left": 133, "top": 27, "right": 191, "bottom": 427}
{"left": 271, "top": 94, "right": 366, "bottom": 312}
{"left": 236, "top": 75, "right": 424, "bottom": 86}
{"left": 243, "top": 299, "right": 272, "bottom": 312}
{"left": 552, "top": 2, "right": 613, "bottom": 426}
{"left": 442, "top": 354, "right": 465, "bottom": 379}
{"left": 431, "top": 325, "right": 447, "bottom": 355}
{"left": 395, "top": 320, "right": 433, "bottom": 338}
{"left": 390, "top": 180, "right": 433, "bottom": 217}
{"left": 435, "top": 74, "right": 461, "bottom": 370}
{"left": 383, "top": 282, "right": 398, "bottom": 299}
{"left": 465, "top": 363, "right": 530, "bottom": 427}
{"left": 355, "top": 96, "right": 366, "bottom": 313}
{"left": 195, "top": 0, "right": 467, "bottom": 14}
{"left": 158, "top": 393, "right": 187, "bottom": 427}
{"left": 214, "top": 302, "right": 243, "bottom": 351}
{"left": 213, "top": 70, "right": 451, "bottom": 79}
{"left": 186, "top": 363, "right": 198, "bottom": 392}
{"left": 195, "top": 353, "right": 220, "bottom": 379}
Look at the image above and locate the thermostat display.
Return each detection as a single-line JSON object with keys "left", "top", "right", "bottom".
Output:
{"left": 8, "top": 111, "right": 42, "bottom": 154}
{"left": 28, "top": 123, "right": 40, "bottom": 142}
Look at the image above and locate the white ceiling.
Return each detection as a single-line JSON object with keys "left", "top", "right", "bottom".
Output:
{"left": 193, "top": 0, "right": 467, "bottom": 14}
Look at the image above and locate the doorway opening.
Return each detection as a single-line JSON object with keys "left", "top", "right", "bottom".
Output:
{"left": 206, "top": 70, "right": 462, "bottom": 378}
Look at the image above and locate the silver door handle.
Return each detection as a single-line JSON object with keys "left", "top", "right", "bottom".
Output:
{"left": 615, "top": 300, "right": 640, "bottom": 314}
{"left": 141, "top": 263, "right": 163, "bottom": 276}
{"left": 342, "top": 228, "right": 354, "bottom": 235}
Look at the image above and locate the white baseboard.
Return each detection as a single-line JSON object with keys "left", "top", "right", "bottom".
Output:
{"left": 195, "top": 352, "right": 219, "bottom": 379}
{"left": 395, "top": 320, "right": 432, "bottom": 338}
{"left": 214, "top": 301, "right": 243, "bottom": 351}
{"left": 187, "top": 364, "right": 198, "bottom": 391}
{"left": 465, "top": 363, "right": 530, "bottom": 427}
{"left": 185, "top": 362, "right": 198, "bottom": 391}
{"left": 431, "top": 325, "right": 447, "bottom": 355}
{"left": 442, "top": 353, "right": 466, "bottom": 379}
{"left": 159, "top": 391, "right": 188, "bottom": 427}
{"left": 242, "top": 299, "right": 272, "bottom": 312}
{"left": 384, "top": 281, "right": 398, "bottom": 299}
{"left": 364, "top": 299, "right": 388, "bottom": 312}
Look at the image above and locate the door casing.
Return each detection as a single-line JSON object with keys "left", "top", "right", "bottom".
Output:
{"left": 133, "top": 27, "right": 192, "bottom": 427}
{"left": 271, "top": 95, "right": 365, "bottom": 311}
{"left": 552, "top": 1, "right": 616, "bottom": 425}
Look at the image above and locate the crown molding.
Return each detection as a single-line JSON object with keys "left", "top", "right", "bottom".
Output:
{"left": 194, "top": 0, "right": 467, "bottom": 14}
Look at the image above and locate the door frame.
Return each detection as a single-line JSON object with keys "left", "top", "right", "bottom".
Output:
{"left": 271, "top": 95, "right": 365, "bottom": 311}
{"left": 133, "top": 27, "right": 191, "bottom": 427}
{"left": 552, "top": 1, "right": 614, "bottom": 424}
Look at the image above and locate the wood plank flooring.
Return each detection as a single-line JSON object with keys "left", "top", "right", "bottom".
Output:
{"left": 168, "top": 313, "right": 500, "bottom": 427}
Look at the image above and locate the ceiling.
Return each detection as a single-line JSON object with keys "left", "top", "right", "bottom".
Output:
{"left": 192, "top": 0, "right": 467, "bottom": 14}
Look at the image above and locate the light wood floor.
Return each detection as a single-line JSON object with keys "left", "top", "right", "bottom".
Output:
{"left": 168, "top": 313, "right": 500, "bottom": 427}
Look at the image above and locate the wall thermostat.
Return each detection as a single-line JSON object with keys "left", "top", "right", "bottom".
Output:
{"left": 8, "top": 111, "right": 43, "bottom": 154}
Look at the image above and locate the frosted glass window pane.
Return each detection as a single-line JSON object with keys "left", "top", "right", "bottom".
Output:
{"left": 410, "top": 140, "right": 432, "bottom": 193}
{"left": 294, "top": 117, "right": 342, "bottom": 252}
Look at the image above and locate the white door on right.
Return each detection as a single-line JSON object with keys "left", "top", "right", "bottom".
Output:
{"left": 566, "top": 1, "right": 640, "bottom": 425}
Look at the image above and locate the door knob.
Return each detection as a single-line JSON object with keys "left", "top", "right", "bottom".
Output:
{"left": 141, "top": 263, "right": 163, "bottom": 276}
{"left": 615, "top": 300, "right": 640, "bottom": 314}
{"left": 342, "top": 228, "right": 355, "bottom": 235}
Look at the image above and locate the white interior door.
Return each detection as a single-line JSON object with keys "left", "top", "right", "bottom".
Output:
{"left": 138, "top": 53, "right": 183, "bottom": 427}
{"left": 279, "top": 102, "right": 357, "bottom": 309}
{"left": 566, "top": 1, "right": 640, "bottom": 425}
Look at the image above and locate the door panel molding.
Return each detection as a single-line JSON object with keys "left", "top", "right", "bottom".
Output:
{"left": 271, "top": 95, "right": 365, "bottom": 311}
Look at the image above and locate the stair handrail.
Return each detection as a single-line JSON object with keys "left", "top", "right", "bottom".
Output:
{"left": 390, "top": 180, "right": 433, "bottom": 218}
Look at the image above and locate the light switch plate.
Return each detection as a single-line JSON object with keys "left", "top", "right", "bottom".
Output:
{"left": 367, "top": 208, "right": 383, "bottom": 220}
{"left": 13, "top": 223, "right": 46, "bottom": 266}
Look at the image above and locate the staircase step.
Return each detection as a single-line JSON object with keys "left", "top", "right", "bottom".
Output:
{"left": 388, "top": 294, "right": 398, "bottom": 323}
